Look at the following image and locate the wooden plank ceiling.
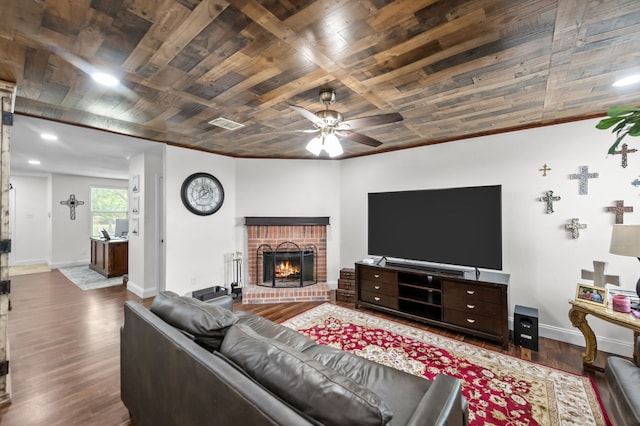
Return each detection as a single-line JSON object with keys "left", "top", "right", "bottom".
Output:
{"left": 1, "top": 0, "right": 639, "bottom": 159}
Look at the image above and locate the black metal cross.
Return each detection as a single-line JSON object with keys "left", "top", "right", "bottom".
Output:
{"left": 569, "top": 166, "right": 599, "bottom": 195}
{"left": 539, "top": 190, "right": 560, "bottom": 214}
{"left": 614, "top": 143, "right": 638, "bottom": 168}
{"left": 565, "top": 218, "right": 586, "bottom": 239}
{"left": 60, "top": 194, "right": 85, "bottom": 220}
{"left": 606, "top": 200, "right": 633, "bottom": 224}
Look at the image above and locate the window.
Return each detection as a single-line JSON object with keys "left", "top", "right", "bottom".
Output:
{"left": 91, "top": 187, "right": 128, "bottom": 236}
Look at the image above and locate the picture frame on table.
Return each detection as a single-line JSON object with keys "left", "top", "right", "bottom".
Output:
{"left": 575, "top": 283, "right": 608, "bottom": 307}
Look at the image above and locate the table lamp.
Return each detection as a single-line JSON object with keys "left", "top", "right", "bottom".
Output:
{"left": 610, "top": 225, "right": 640, "bottom": 309}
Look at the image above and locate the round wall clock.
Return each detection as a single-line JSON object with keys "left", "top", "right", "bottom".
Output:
{"left": 180, "top": 172, "right": 224, "bottom": 216}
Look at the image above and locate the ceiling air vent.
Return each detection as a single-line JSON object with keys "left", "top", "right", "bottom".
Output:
{"left": 207, "top": 117, "right": 245, "bottom": 130}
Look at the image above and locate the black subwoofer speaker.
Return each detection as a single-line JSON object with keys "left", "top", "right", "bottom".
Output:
{"left": 514, "top": 305, "right": 539, "bottom": 351}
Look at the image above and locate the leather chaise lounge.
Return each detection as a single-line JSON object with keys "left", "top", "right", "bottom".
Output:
{"left": 121, "top": 291, "right": 468, "bottom": 425}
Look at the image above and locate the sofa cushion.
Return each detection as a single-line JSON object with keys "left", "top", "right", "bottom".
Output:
{"left": 303, "top": 344, "right": 431, "bottom": 426}
{"left": 234, "top": 311, "right": 318, "bottom": 352}
{"left": 150, "top": 291, "right": 238, "bottom": 351}
{"left": 220, "top": 323, "right": 393, "bottom": 426}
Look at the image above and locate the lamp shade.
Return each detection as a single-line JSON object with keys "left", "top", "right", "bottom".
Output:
{"left": 610, "top": 225, "right": 640, "bottom": 257}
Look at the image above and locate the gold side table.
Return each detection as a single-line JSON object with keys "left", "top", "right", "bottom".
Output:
{"left": 568, "top": 299, "right": 640, "bottom": 372}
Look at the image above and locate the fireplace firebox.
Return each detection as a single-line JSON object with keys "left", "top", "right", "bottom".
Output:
{"left": 256, "top": 242, "right": 317, "bottom": 287}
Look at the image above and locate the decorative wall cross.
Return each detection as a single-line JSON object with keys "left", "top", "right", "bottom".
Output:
{"left": 538, "top": 190, "right": 561, "bottom": 214}
{"left": 60, "top": 194, "right": 85, "bottom": 220}
{"left": 539, "top": 164, "right": 551, "bottom": 176}
{"left": 632, "top": 177, "right": 640, "bottom": 187}
{"left": 606, "top": 200, "right": 633, "bottom": 224}
{"left": 569, "top": 165, "right": 599, "bottom": 195}
{"left": 613, "top": 143, "right": 637, "bottom": 168}
{"left": 581, "top": 261, "right": 619, "bottom": 288}
{"left": 565, "top": 218, "right": 586, "bottom": 239}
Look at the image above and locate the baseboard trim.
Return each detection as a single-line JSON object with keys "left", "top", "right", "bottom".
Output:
{"left": 11, "top": 258, "right": 48, "bottom": 266}
{"left": 126, "top": 280, "right": 157, "bottom": 299}
{"left": 49, "top": 261, "right": 88, "bottom": 269}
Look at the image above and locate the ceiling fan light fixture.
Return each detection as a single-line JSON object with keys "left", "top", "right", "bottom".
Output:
{"left": 323, "top": 133, "right": 343, "bottom": 157}
{"left": 306, "top": 136, "right": 323, "bottom": 156}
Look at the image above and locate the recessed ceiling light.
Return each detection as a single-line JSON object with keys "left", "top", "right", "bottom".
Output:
{"left": 91, "top": 72, "right": 119, "bottom": 87}
{"left": 28, "top": 160, "right": 41, "bottom": 165}
{"left": 40, "top": 133, "right": 58, "bottom": 140}
{"left": 613, "top": 74, "right": 640, "bottom": 87}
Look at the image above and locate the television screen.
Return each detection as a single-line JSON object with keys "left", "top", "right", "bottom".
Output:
{"left": 368, "top": 185, "right": 502, "bottom": 270}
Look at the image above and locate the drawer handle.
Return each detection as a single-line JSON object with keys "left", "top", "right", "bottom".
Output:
{"left": 374, "top": 285, "right": 380, "bottom": 290}
{"left": 466, "top": 290, "right": 475, "bottom": 295}
{"left": 374, "top": 297, "right": 381, "bottom": 301}
{"left": 466, "top": 318, "right": 476, "bottom": 324}
{"left": 374, "top": 274, "right": 380, "bottom": 278}
{"left": 467, "top": 304, "right": 475, "bottom": 309}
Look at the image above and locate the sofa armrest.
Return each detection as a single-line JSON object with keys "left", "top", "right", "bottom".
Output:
{"left": 405, "top": 374, "right": 467, "bottom": 426}
{"left": 205, "top": 295, "right": 234, "bottom": 311}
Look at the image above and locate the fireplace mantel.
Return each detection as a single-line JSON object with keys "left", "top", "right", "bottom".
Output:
{"left": 244, "top": 217, "right": 330, "bottom": 226}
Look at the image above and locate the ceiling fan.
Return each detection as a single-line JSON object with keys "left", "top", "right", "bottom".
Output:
{"left": 289, "top": 89, "right": 403, "bottom": 157}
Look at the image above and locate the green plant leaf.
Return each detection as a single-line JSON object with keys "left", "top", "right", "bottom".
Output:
{"left": 596, "top": 116, "right": 624, "bottom": 129}
{"left": 608, "top": 132, "right": 628, "bottom": 155}
{"left": 607, "top": 106, "right": 640, "bottom": 117}
{"left": 612, "top": 120, "right": 628, "bottom": 134}
{"left": 629, "top": 121, "right": 640, "bottom": 136}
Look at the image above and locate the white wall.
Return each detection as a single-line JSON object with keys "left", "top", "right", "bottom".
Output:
{"left": 340, "top": 117, "right": 639, "bottom": 356}
{"left": 50, "top": 174, "right": 127, "bottom": 267}
{"left": 126, "top": 146, "right": 164, "bottom": 298}
{"left": 10, "top": 175, "right": 49, "bottom": 265}
{"left": 234, "top": 158, "right": 341, "bottom": 286}
{"left": 163, "top": 145, "right": 236, "bottom": 296}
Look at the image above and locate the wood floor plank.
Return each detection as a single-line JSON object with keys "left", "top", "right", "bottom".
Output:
{"left": 0, "top": 269, "right": 616, "bottom": 425}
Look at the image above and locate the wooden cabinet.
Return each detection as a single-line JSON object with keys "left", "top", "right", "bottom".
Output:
{"left": 355, "top": 262, "right": 509, "bottom": 348}
{"left": 90, "top": 238, "right": 128, "bottom": 278}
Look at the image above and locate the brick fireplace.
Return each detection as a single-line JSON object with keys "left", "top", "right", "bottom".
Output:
{"left": 243, "top": 217, "right": 330, "bottom": 304}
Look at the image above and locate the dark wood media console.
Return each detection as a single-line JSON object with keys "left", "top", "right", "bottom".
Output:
{"left": 355, "top": 262, "right": 509, "bottom": 349}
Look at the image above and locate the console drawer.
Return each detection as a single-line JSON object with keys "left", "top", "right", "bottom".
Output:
{"left": 443, "top": 309, "right": 501, "bottom": 334}
{"left": 445, "top": 297, "right": 500, "bottom": 317}
{"left": 361, "top": 290, "right": 398, "bottom": 310}
{"left": 360, "top": 279, "right": 398, "bottom": 297}
{"left": 443, "top": 281, "right": 501, "bottom": 302}
{"left": 359, "top": 267, "right": 396, "bottom": 284}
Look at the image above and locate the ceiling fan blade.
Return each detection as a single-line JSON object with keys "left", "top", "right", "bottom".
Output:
{"left": 339, "top": 130, "right": 383, "bottom": 147}
{"left": 340, "top": 112, "right": 403, "bottom": 130}
{"left": 289, "top": 104, "right": 324, "bottom": 126}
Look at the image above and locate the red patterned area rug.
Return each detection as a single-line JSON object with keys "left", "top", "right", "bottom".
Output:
{"left": 282, "top": 303, "right": 609, "bottom": 426}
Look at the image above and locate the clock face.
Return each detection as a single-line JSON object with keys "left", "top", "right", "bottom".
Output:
{"left": 180, "top": 173, "right": 224, "bottom": 216}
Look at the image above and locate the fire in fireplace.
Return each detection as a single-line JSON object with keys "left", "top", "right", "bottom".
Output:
{"left": 257, "top": 242, "right": 317, "bottom": 287}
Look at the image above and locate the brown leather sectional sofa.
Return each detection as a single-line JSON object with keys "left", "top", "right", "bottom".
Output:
{"left": 121, "top": 292, "right": 468, "bottom": 425}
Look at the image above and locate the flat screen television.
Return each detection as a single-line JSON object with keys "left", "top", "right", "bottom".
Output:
{"left": 368, "top": 185, "right": 502, "bottom": 271}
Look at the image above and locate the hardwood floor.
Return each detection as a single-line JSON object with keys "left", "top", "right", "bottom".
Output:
{"left": 0, "top": 270, "right": 616, "bottom": 425}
